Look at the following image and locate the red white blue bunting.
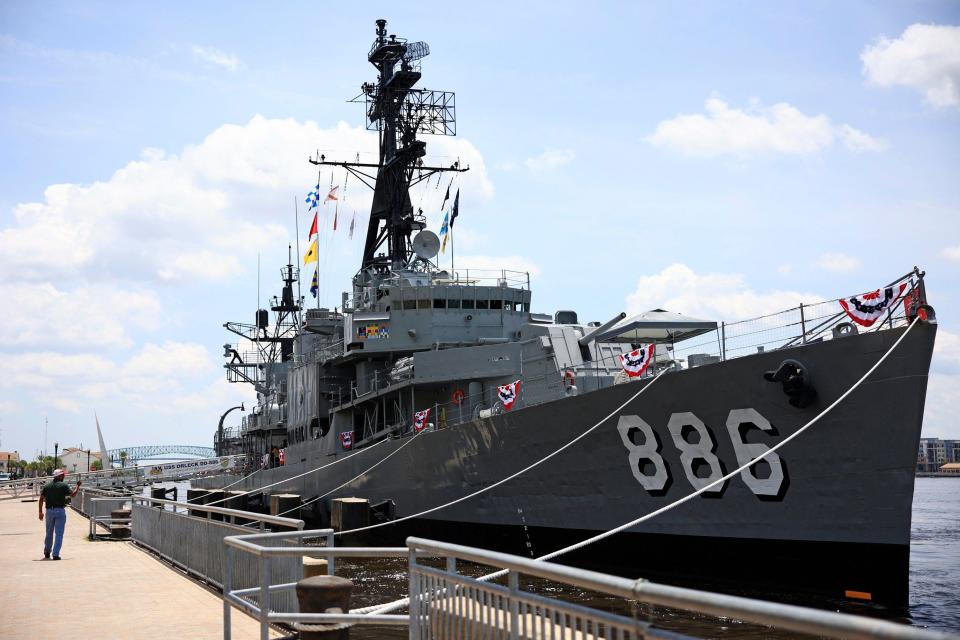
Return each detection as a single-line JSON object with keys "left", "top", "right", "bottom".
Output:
{"left": 497, "top": 380, "right": 521, "bottom": 411}
{"left": 839, "top": 283, "right": 907, "bottom": 327}
{"left": 619, "top": 344, "right": 655, "bottom": 378}
{"left": 413, "top": 408, "right": 432, "bottom": 434}
{"left": 339, "top": 431, "right": 354, "bottom": 450}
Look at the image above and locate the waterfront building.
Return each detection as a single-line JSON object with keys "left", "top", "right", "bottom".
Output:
{"left": 59, "top": 447, "right": 105, "bottom": 473}
{"left": 0, "top": 451, "right": 19, "bottom": 474}
{"left": 917, "top": 438, "right": 960, "bottom": 472}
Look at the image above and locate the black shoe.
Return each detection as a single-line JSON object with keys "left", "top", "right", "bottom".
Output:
{"left": 52, "top": 556, "right": 61, "bottom": 560}
{"left": 43, "top": 553, "right": 50, "bottom": 559}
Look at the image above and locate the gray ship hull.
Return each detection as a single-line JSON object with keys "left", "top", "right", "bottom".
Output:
{"left": 204, "top": 323, "right": 935, "bottom": 606}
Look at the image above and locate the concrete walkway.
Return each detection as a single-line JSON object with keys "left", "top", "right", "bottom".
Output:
{"left": 0, "top": 497, "right": 279, "bottom": 639}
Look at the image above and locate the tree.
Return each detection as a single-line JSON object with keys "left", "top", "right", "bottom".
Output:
{"left": 91, "top": 459, "right": 103, "bottom": 471}
{"left": 119, "top": 451, "right": 128, "bottom": 468}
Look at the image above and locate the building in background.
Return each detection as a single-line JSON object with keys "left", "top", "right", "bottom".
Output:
{"left": 0, "top": 451, "right": 20, "bottom": 474}
{"left": 917, "top": 438, "right": 960, "bottom": 472}
{"left": 59, "top": 447, "right": 105, "bottom": 474}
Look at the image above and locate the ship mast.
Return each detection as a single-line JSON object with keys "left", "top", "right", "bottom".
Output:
{"left": 310, "top": 18, "right": 468, "bottom": 272}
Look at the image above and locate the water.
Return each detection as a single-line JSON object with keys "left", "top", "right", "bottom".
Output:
{"left": 165, "top": 477, "right": 959, "bottom": 636}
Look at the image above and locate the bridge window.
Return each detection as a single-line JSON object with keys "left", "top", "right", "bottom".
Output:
{"left": 476, "top": 299, "right": 489, "bottom": 310}
{"left": 490, "top": 299, "right": 503, "bottom": 310}
{"left": 433, "top": 298, "right": 447, "bottom": 309}
{"left": 447, "top": 298, "right": 460, "bottom": 309}
{"left": 403, "top": 299, "right": 416, "bottom": 310}
{"left": 462, "top": 299, "right": 475, "bottom": 310}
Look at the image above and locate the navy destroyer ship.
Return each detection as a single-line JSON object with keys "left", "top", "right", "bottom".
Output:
{"left": 208, "top": 19, "right": 938, "bottom": 608}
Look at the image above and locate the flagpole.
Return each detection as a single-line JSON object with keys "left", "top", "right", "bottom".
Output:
{"left": 294, "top": 196, "right": 302, "bottom": 314}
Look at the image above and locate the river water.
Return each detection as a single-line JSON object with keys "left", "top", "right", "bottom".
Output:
{"left": 166, "top": 477, "right": 958, "bottom": 636}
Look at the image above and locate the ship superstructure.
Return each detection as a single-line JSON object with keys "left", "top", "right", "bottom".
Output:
{"left": 211, "top": 19, "right": 938, "bottom": 608}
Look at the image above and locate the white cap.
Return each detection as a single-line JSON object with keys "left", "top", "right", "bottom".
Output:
{"left": 53, "top": 468, "right": 66, "bottom": 477}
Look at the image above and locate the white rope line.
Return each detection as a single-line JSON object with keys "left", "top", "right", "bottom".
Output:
{"left": 336, "top": 370, "right": 668, "bottom": 541}
{"left": 181, "top": 468, "right": 262, "bottom": 504}
{"left": 242, "top": 431, "right": 426, "bottom": 525}
{"left": 359, "top": 317, "right": 921, "bottom": 615}
{"left": 202, "top": 439, "right": 391, "bottom": 508}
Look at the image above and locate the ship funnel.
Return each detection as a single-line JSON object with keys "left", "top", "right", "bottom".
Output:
{"left": 578, "top": 312, "right": 627, "bottom": 347}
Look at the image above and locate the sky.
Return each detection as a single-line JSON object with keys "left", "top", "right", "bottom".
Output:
{"left": 1, "top": 1, "right": 959, "bottom": 459}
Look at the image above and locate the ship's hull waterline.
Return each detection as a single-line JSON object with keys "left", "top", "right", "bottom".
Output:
{"left": 201, "top": 323, "right": 935, "bottom": 606}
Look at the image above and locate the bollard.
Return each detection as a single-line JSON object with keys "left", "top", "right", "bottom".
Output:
{"left": 269, "top": 494, "right": 301, "bottom": 529}
{"left": 224, "top": 490, "right": 250, "bottom": 525}
{"left": 150, "top": 487, "right": 168, "bottom": 509}
{"left": 206, "top": 490, "right": 226, "bottom": 521}
{"left": 187, "top": 489, "right": 210, "bottom": 518}
{"left": 303, "top": 557, "right": 330, "bottom": 578}
{"left": 331, "top": 498, "right": 369, "bottom": 532}
{"left": 110, "top": 508, "right": 131, "bottom": 539}
{"left": 295, "top": 575, "right": 353, "bottom": 640}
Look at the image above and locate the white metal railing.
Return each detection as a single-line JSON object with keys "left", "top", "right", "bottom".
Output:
{"left": 221, "top": 530, "right": 954, "bottom": 640}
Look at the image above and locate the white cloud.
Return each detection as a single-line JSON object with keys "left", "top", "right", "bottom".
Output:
{"left": 625, "top": 263, "right": 822, "bottom": 320}
{"left": 0, "top": 116, "right": 493, "bottom": 286}
{"left": 0, "top": 282, "right": 162, "bottom": 349}
{"left": 122, "top": 341, "right": 214, "bottom": 379}
{"left": 941, "top": 245, "right": 960, "bottom": 261}
{"left": 924, "top": 330, "right": 960, "bottom": 438}
{"left": 647, "top": 97, "right": 885, "bottom": 157}
{"left": 861, "top": 24, "right": 960, "bottom": 108}
{"left": 191, "top": 45, "right": 241, "bottom": 71}
{"left": 814, "top": 252, "right": 862, "bottom": 273}
{"left": 525, "top": 148, "right": 575, "bottom": 172}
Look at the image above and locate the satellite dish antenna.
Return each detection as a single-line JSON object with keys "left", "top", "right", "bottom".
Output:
{"left": 412, "top": 230, "right": 441, "bottom": 260}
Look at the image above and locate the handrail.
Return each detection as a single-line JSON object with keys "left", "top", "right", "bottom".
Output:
{"left": 407, "top": 537, "right": 951, "bottom": 640}
{"left": 131, "top": 494, "right": 305, "bottom": 529}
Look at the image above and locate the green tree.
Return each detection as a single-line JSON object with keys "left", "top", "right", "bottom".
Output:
{"left": 119, "top": 451, "right": 128, "bottom": 468}
{"left": 91, "top": 459, "right": 103, "bottom": 471}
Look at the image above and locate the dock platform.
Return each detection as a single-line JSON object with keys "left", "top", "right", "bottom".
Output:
{"left": 0, "top": 497, "right": 277, "bottom": 639}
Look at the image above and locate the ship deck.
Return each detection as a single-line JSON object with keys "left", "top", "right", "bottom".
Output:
{"left": 0, "top": 497, "right": 280, "bottom": 639}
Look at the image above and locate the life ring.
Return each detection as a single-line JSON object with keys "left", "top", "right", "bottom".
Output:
{"left": 452, "top": 389, "right": 466, "bottom": 405}
{"left": 563, "top": 369, "right": 576, "bottom": 387}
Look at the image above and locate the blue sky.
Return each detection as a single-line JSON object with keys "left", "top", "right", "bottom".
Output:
{"left": 1, "top": 1, "right": 958, "bottom": 459}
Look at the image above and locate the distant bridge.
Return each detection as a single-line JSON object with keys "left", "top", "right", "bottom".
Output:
{"left": 105, "top": 445, "right": 217, "bottom": 463}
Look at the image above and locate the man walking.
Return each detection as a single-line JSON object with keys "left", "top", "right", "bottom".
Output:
{"left": 39, "top": 469, "right": 81, "bottom": 560}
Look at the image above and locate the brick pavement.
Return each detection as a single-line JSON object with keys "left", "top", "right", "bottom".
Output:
{"left": 0, "top": 497, "right": 281, "bottom": 639}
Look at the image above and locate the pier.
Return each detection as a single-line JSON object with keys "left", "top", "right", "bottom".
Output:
{"left": 0, "top": 496, "right": 279, "bottom": 640}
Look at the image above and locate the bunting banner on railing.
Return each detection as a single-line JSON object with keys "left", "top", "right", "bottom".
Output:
{"left": 339, "top": 431, "right": 354, "bottom": 450}
{"left": 619, "top": 344, "right": 655, "bottom": 378}
{"left": 839, "top": 283, "right": 907, "bottom": 327}
{"left": 413, "top": 408, "right": 432, "bottom": 433}
{"left": 497, "top": 380, "right": 521, "bottom": 411}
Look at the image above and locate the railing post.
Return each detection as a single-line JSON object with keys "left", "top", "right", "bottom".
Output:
{"left": 720, "top": 322, "right": 726, "bottom": 361}
{"left": 224, "top": 545, "right": 233, "bottom": 640}
{"left": 259, "top": 555, "right": 270, "bottom": 640}
{"left": 509, "top": 570, "right": 520, "bottom": 640}
{"left": 325, "top": 531, "right": 336, "bottom": 575}
{"left": 799, "top": 303, "right": 807, "bottom": 344}
{"left": 409, "top": 545, "right": 420, "bottom": 639}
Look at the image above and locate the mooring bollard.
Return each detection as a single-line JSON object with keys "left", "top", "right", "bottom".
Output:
{"left": 187, "top": 489, "right": 210, "bottom": 518}
{"left": 331, "top": 498, "right": 369, "bottom": 532}
{"left": 206, "top": 490, "right": 226, "bottom": 521}
{"left": 224, "top": 490, "right": 250, "bottom": 525}
{"left": 303, "top": 557, "right": 330, "bottom": 578}
{"left": 269, "top": 493, "right": 301, "bottom": 529}
{"left": 296, "top": 575, "right": 353, "bottom": 639}
{"left": 110, "top": 508, "right": 131, "bottom": 539}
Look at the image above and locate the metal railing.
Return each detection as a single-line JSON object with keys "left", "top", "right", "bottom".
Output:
{"left": 130, "top": 494, "right": 305, "bottom": 601}
{"left": 223, "top": 528, "right": 409, "bottom": 640}
{"left": 220, "top": 530, "right": 952, "bottom": 640}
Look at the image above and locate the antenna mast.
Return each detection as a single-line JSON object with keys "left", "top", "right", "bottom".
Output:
{"left": 310, "top": 18, "right": 468, "bottom": 271}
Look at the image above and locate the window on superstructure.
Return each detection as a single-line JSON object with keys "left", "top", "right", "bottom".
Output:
{"left": 417, "top": 298, "right": 431, "bottom": 309}
{"left": 403, "top": 299, "right": 416, "bottom": 310}
{"left": 433, "top": 298, "right": 447, "bottom": 309}
{"left": 490, "top": 299, "right": 503, "bottom": 310}
{"left": 462, "top": 299, "right": 475, "bottom": 310}
{"left": 447, "top": 299, "right": 460, "bottom": 309}
{"left": 477, "top": 299, "right": 489, "bottom": 310}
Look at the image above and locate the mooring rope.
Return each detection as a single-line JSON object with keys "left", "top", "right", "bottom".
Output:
{"left": 242, "top": 431, "right": 427, "bottom": 525}
{"left": 358, "top": 317, "right": 922, "bottom": 615}
{"left": 202, "top": 439, "right": 391, "bottom": 508}
{"left": 336, "top": 369, "right": 670, "bottom": 539}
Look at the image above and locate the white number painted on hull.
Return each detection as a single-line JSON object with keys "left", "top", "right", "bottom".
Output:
{"left": 667, "top": 412, "right": 726, "bottom": 494}
{"left": 616, "top": 415, "right": 670, "bottom": 493}
{"left": 619, "top": 409, "right": 786, "bottom": 499}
